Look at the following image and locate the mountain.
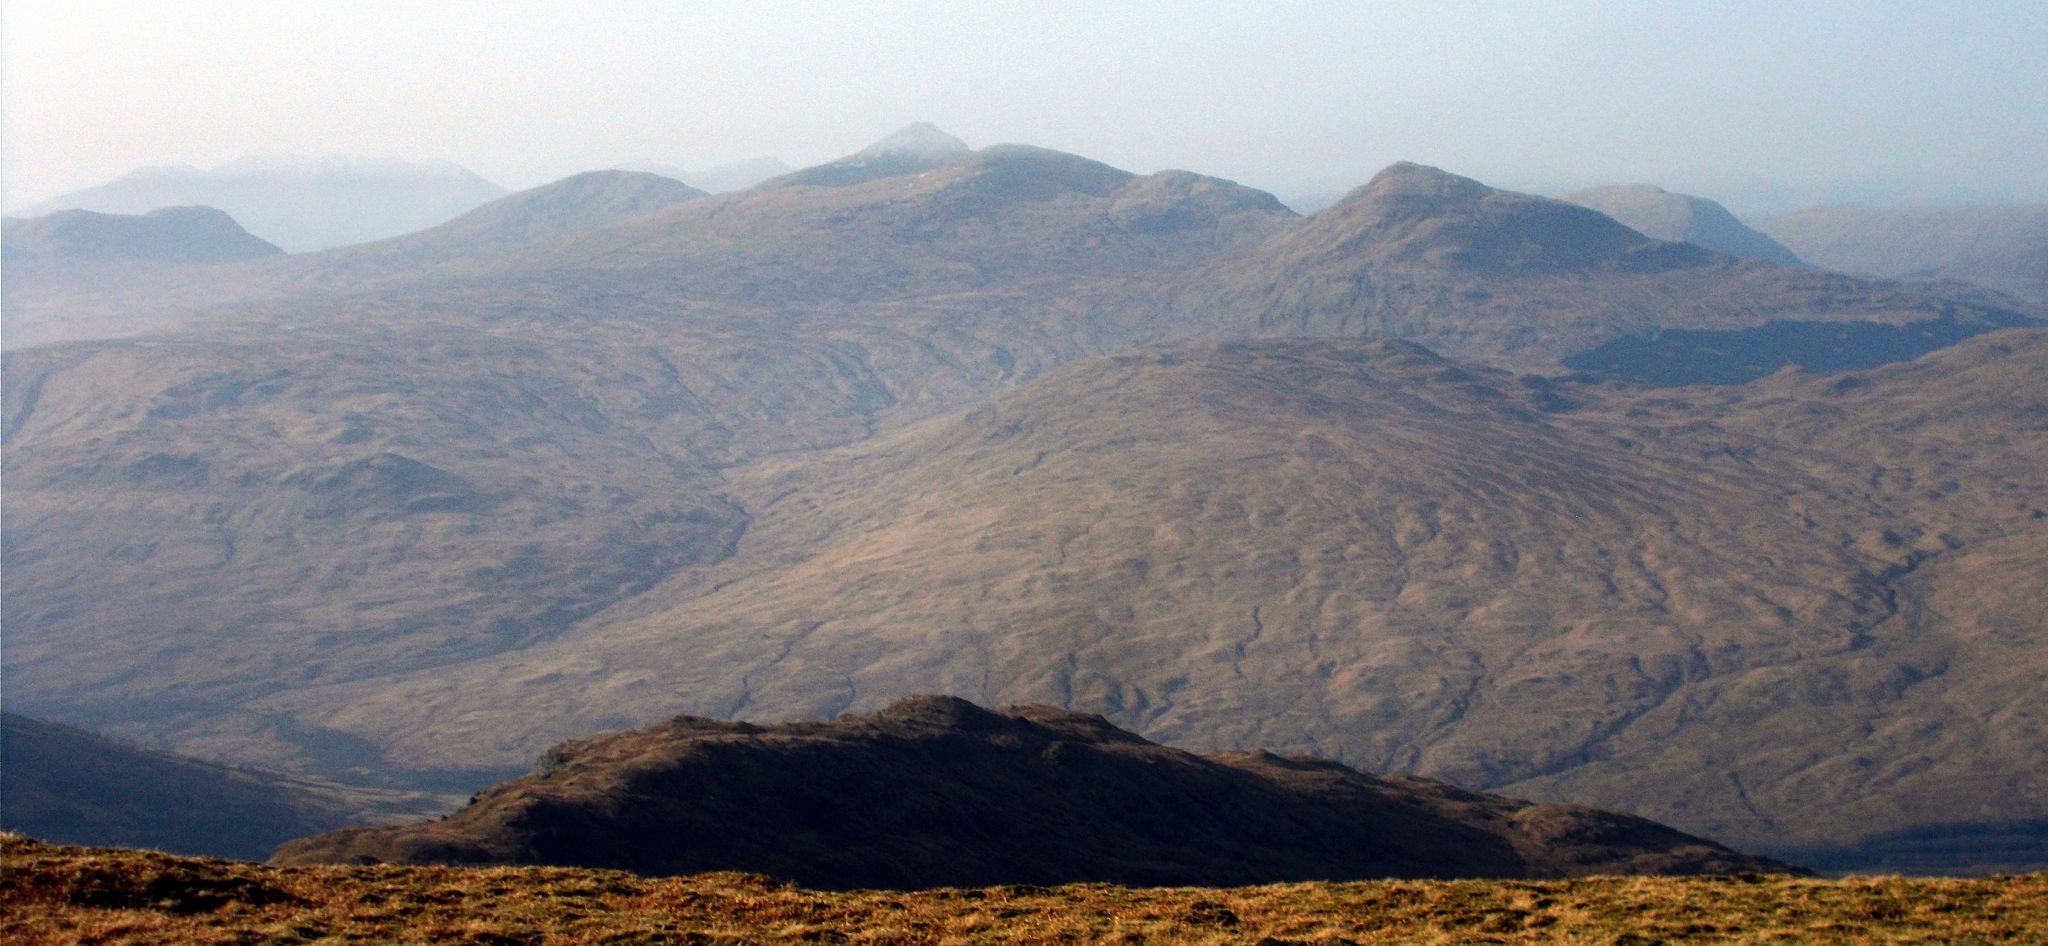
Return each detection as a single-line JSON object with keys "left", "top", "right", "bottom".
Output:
{"left": 1564, "top": 184, "right": 1804, "bottom": 266}
{"left": 771, "top": 122, "right": 973, "bottom": 188}
{"left": 17, "top": 157, "right": 508, "bottom": 252}
{"left": 220, "top": 331, "right": 2047, "bottom": 870}
{"left": 1189, "top": 163, "right": 2034, "bottom": 377}
{"left": 1, "top": 206, "right": 283, "bottom": 265}
{"left": 6, "top": 137, "right": 2046, "bottom": 873}
{"left": 1, "top": 171, "right": 705, "bottom": 348}
{"left": 0, "top": 712, "right": 453, "bottom": 860}
{"left": 319, "top": 169, "right": 705, "bottom": 266}
{"left": 272, "top": 696, "right": 1792, "bottom": 885}
{"left": 1750, "top": 204, "right": 2048, "bottom": 305}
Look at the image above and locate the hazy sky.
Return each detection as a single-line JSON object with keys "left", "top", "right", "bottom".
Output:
{"left": 5, "top": 0, "right": 2045, "bottom": 214}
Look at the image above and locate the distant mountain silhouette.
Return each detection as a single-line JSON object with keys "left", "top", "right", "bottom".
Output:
{"left": 273, "top": 696, "right": 1794, "bottom": 886}
{"left": 1752, "top": 203, "right": 2048, "bottom": 304}
{"left": 0, "top": 712, "right": 452, "bottom": 860}
{"left": 2, "top": 206, "right": 282, "bottom": 265}
{"left": 17, "top": 157, "right": 507, "bottom": 252}
{"left": 1565, "top": 184, "right": 1804, "bottom": 266}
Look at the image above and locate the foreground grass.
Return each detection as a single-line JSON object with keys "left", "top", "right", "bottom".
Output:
{"left": 4, "top": 836, "right": 2045, "bottom": 945}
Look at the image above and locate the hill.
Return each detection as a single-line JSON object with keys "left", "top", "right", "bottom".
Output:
{"left": 273, "top": 695, "right": 1791, "bottom": 885}
{"left": 334, "top": 169, "right": 704, "bottom": 265}
{"left": 14, "top": 837, "right": 2045, "bottom": 946}
{"left": 4, "top": 136, "right": 2045, "bottom": 874}
{"left": 214, "top": 332, "right": 2048, "bottom": 869}
{"left": 0, "top": 713, "right": 452, "bottom": 861}
{"left": 1, "top": 206, "right": 282, "bottom": 265}
{"left": 1, "top": 170, "right": 706, "bottom": 348}
{"left": 1564, "top": 184, "right": 1804, "bottom": 266}
{"left": 1188, "top": 163, "right": 2033, "bottom": 377}
{"left": 15, "top": 156, "right": 507, "bottom": 252}
{"left": 1750, "top": 203, "right": 2048, "bottom": 305}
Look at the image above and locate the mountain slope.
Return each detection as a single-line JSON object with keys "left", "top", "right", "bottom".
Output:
{"left": 339, "top": 169, "right": 704, "bottom": 265}
{"left": 1188, "top": 164, "right": 2033, "bottom": 375}
{"left": 273, "top": 696, "right": 1791, "bottom": 885}
{"left": 1, "top": 206, "right": 283, "bottom": 265}
{"left": 243, "top": 331, "right": 2048, "bottom": 866}
{"left": 18, "top": 157, "right": 507, "bottom": 252}
{"left": 1565, "top": 184, "right": 1804, "bottom": 265}
{"left": 771, "top": 122, "right": 972, "bottom": 188}
{"left": 1750, "top": 203, "right": 2048, "bottom": 304}
{"left": 1, "top": 171, "right": 705, "bottom": 348}
{"left": 0, "top": 712, "right": 452, "bottom": 860}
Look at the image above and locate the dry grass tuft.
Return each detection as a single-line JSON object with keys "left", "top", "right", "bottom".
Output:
{"left": 4, "top": 835, "right": 2044, "bottom": 945}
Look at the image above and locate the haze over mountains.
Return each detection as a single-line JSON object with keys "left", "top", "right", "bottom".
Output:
{"left": 13, "top": 156, "right": 509, "bottom": 253}
{"left": 1, "top": 206, "right": 283, "bottom": 265}
{"left": 1751, "top": 204, "right": 2048, "bottom": 305}
{"left": 3, "top": 125, "right": 2045, "bottom": 874}
{"left": 1563, "top": 184, "right": 1804, "bottom": 267}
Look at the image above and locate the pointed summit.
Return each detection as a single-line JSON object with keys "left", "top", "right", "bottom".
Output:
{"left": 852, "top": 122, "right": 971, "bottom": 162}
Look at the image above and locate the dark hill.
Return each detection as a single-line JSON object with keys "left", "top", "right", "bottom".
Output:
{"left": 1565, "top": 184, "right": 1804, "bottom": 266}
{"left": 0, "top": 712, "right": 451, "bottom": 860}
{"left": 271, "top": 696, "right": 1791, "bottom": 886}
{"left": 2, "top": 206, "right": 283, "bottom": 265}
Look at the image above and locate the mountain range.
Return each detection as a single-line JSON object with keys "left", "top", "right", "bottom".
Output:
{"left": 4, "top": 125, "right": 2044, "bottom": 873}
{"left": 13, "top": 156, "right": 508, "bottom": 253}
{"left": 1750, "top": 203, "right": 2048, "bottom": 306}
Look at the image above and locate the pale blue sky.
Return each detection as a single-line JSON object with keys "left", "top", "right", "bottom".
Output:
{"left": 5, "top": 0, "right": 2044, "bottom": 213}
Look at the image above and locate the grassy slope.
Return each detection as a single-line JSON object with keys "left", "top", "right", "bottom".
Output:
{"left": 4, "top": 837, "right": 2046, "bottom": 945}
{"left": 260, "top": 332, "right": 2048, "bottom": 860}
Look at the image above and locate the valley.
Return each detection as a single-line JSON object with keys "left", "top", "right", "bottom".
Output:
{"left": 4, "top": 127, "right": 2045, "bottom": 874}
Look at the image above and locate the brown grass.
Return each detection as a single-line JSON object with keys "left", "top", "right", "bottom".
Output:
{"left": 3, "top": 836, "right": 2043, "bottom": 945}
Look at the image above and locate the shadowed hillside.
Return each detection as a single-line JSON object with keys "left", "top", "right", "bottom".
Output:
{"left": 273, "top": 696, "right": 1792, "bottom": 886}
{"left": 0, "top": 714, "right": 452, "bottom": 860}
